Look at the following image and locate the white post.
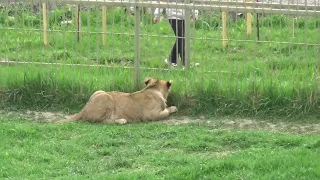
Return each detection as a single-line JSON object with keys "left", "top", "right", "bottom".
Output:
{"left": 134, "top": 0, "right": 141, "bottom": 89}
{"left": 184, "top": 0, "right": 191, "bottom": 69}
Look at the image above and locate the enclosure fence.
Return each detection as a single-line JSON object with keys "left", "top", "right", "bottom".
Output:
{"left": 1, "top": 0, "right": 320, "bottom": 115}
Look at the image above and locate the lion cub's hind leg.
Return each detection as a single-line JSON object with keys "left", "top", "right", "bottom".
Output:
{"left": 89, "top": 90, "right": 106, "bottom": 101}
{"left": 81, "top": 93, "right": 114, "bottom": 122}
{"left": 102, "top": 118, "right": 128, "bottom": 125}
{"left": 115, "top": 119, "right": 128, "bottom": 124}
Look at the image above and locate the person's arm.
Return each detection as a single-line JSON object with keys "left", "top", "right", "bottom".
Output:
{"left": 153, "top": 8, "right": 164, "bottom": 24}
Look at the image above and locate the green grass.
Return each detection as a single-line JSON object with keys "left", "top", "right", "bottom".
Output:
{"left": 0, "top": 4, "right": 320, "bottom": 118}
{"left": 1, "top": 64, "right": 319, "bottom": 118}
{"left": 1, "top": 5, "right": 320, "bottom": 68}
{"left": 1, "top": 4, "right": 320, "bottom": 179}
{"left": 0, "top": 114, "right": 319, "bottom": 179}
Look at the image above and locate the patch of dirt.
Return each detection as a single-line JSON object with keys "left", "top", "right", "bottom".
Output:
{"left": 24, "top": 110, "right": 69, "bottom": 123}
{"left": 161, "top": 116, "right": 320, "bottom": 135}
{"left": 0, "top": 110, "right": 319, "bottom": 134}
{"left": 0, "top": 110, "right": 69, "bottom": 123}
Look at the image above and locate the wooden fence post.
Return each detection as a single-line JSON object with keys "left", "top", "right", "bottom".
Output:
{"left": 102, "top": 6, "right": 107, "bottom": 46}
{"left": 42, "top": 3, "right": 48, "bottom": 46}
{"left": 222, "top": 11, "right": 228, "bottom": 48}
{"left": 246, "top": 0, "right": 252, "bottom": 36}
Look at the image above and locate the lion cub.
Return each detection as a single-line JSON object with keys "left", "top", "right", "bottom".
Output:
{"left": 55, "top": 77, "right": 177, "bottom": 124}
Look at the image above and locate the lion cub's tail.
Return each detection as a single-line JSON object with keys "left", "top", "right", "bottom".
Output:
{"left": 55, "top": 113, "right": 82, "bottom": 124}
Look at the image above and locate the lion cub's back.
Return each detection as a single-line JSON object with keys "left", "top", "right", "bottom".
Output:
{"left": 109, "top": 91, "right": 156, "bottom": 121}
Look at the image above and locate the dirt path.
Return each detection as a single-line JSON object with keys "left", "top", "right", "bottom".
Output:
{"left": 164, "top": 116, "right": 320, "bottom": 134}
{"left": 1, "top": 110, "right": 319, "bottom": 134}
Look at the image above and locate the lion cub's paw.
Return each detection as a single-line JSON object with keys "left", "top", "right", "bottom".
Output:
{"left": 168, "top": 106, "right": 178, "bottom": 113}
{"left": 115, "top": 118, "right": 128, "bottom": 125}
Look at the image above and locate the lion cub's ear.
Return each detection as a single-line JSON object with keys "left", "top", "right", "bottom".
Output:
{"left": 144, "top": 77, "right": 156, "bottom": 87}
{"left": 167, "top": 80, "right": 173, "bottom": 88}
{"left": 144, "top": 77, "right": 152, "bottom": 86}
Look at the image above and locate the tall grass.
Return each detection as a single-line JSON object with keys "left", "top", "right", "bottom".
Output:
{"left": 0, "top": 64, "right": 319, "bottom": 118}
{"left": 0, "top": 3, "right": 320, "bottom": 118}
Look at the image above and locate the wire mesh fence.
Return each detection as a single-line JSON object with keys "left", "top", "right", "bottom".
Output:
{"left": 0, "top": 0, "right": 320, "bottom": 116}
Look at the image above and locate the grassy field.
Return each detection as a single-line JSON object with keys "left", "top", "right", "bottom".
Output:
{"left": 1, "top": 4, "right": 320, "bottom": 118}
{"left": 1, "top": 112, "right": 319, "bottom": 179}
{"left": 1, "top": 4, "right": 320, "bottom": 179}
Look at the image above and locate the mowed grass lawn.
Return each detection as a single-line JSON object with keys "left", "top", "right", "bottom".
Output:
{"left": 1, "top": 113, "right": 319, "bottom": 179}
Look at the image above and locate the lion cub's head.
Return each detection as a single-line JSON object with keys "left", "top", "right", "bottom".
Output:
{"left": 144, "top": 77, "right": 173, "bottom": 99}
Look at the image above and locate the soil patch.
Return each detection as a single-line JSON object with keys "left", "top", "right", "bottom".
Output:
{"left": 0, "top": 110, "right": 319, "bottom": 134}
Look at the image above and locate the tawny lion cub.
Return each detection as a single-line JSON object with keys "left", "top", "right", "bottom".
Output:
{"left": 55, "top": 78, "right": 177, "bottom": 124}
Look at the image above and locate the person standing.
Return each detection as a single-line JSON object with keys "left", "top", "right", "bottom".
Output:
{"left": 153, "top": 0, "right": 199, "bottom": 68}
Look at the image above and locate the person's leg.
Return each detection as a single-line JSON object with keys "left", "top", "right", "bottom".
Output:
{"left": 168, "top": 19, "right": 178, "bottom": 65}
{"left": 176, "top": 20, "right": 185, "bottom": 66}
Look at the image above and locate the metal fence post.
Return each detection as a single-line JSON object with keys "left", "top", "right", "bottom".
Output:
{"left": 184, "top": 0, "right": 191, "bottom": 69}
{"left": 134, "top": 0, "right": 141, "bottom": 89}
{"left": 76, "top": 4, "right": 81, "bottom": 41}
